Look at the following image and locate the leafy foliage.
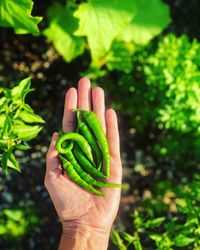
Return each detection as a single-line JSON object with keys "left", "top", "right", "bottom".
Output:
{"left": 144, "top": 34, "right": 200, "bottom": 134}
{"left": 0, "top": 78, "right": 45, "bottom": 174}
{"left": 112, "top": 175, "right": 200, "bottom": 249}
{"left": 44, "top": 0, "right": 170, "bottom": 70}
{"left": 102, "top": 34, "right": 200, "bottom": 161}
{"left": 0, "top": 0, "right": 42, "bottom": 34}
{"left": 74, "top": 0, "right": 136, "bottom": 66}
{"left": 0, "top": 206, "right": 40, "bottom": 239}
{"left": 119, "top": 0, "right": 171, "bottom": 45}
{"left": 44, "top": 3, "right": 85, "bottom": 62}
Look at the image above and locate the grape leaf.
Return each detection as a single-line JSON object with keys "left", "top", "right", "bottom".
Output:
{"left": 44, "top": 3, "right": 85, "bottom": 62}
{"left": 74, "top": 0, "right": 136, "bottom": 66}
{"left": 119, "top": 0, "right": 171, "bottom": 45}
{"left": 0, "top": 0, "right": 42, "bottom": 34}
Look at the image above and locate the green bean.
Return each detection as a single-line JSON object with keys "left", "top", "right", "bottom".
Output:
{"left": 56, "top": 132, "right": 94, "bottom": 163}
{"left": 65, "top": 151, "right": 121, "bottom": 189}
{"left": 82, "top": 110, "right": 110, "bottom": 178}
{"left": 73, "top": 143, "right": 106, "bottom": 179}
{"left": 59, "top": 155, "right": 104, "bottom": 196}
{"left": 76, "top": 110, "right": 102, "bottom": 168}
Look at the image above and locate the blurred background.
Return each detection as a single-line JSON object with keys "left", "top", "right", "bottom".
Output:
{"left": 0, "top": 0, "right": 200, "bottom": 249}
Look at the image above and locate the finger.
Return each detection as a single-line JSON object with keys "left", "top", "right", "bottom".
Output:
{"left": 103, "top": 109, "right": 122, "bottom": 199}
{"left": 77, "top": 77, "right": 91, "bottom": 110}
{"left": 62, "top": 88, "right": 77, "bottom": 133}
{"left": 106, "top": 109, "right": 120, "bottom": 159}
{"left": 92, "top": 87, "right": 106, "bottom": 132}
{"left": 46, "top": 132, "right": 60, "bottom": 172}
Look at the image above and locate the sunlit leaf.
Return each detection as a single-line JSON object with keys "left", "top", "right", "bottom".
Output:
{"left": 119, "top": 0, "right": 171, "bottom": 45}
{"left": 74, "top": 0, "right": 136, "bottom": 65}
{"left": 15, "top": 143, "right": 30, "bottom": 151}
{"left": 174, "top": 234, "right": 195, "bottom": 247}
{"left": 0, "top": 0, "right": 42, "bottom": 34}
{"left": 0, "top": 97, "right": 7, "bottom": 110}
{"left": 111, "top": 230, "right": 127, "bottom": 250}
{"left": 121, "top": 232, "right": 134, "bottom": 243}
{"left": 13, "top": 124, "right": 42, "bottom": 141}
{"left": 133, "top": 232, "right": 143, "bottom": 250}
{"left": 7, "top": 152, "right": 21, "bottom": 172}
{"left": 44, "top": 3, "right": 85, "bottom": 62}
{"left": 145, "top": 217, "right": 165, "bottom": 229}
{"left": 11, "top": 77, "right": 33, "bottom": 100}
{"left": 18, "top": 110, "right": 45, "bottom": 124}
{"left": 0, "top": 114, "right": 6, "bottom": 128}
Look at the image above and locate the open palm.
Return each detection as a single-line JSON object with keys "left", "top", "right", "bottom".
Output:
{"left": 45, "top": 77, "right": 122, "bottom": 235}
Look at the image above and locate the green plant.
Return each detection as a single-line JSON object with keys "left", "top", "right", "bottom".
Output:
{"left": 102, "top": 34, "right": 200, "bottom": 161}
{"left": 44, "top": 0, "right": 170, "bottom": 71}
{"left": 0, "top": 77, "right": 45, "bottom": 174}
{"left": 112, "top": 175, "right": 200, "bottom": 249}
{"left": 0, "top": 206, "right": 40, "bottom": 239}
{"left": 0, "top": 0, "right": 42, "bottom": 34}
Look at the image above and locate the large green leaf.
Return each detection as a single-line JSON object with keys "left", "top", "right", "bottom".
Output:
{"left": 44, "top": 3, "right": 85, "bottom": 62}
{"left": 18, "top": 111, "right": 45, "bottom": 124}
{"left": 0, "top": 0, "right": 42, "bottom": 34}
{"left": 119, "top": 0, "right": 171, "bottom": 45}
{"left": 74, "top": 0, "right": 136, "bottom": 65}
{"left": 13, "top": 123, "right": 42, "bottom": 141}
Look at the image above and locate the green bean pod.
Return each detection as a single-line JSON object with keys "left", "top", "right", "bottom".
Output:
{"left": 82, "top": 111, "right": 110, "bottom": 178}
{"left": 76, "top": 110, "right": 102, "bottom": 168}
{"left": 59, "top": 155, "right": 104, "bottom": 196}
{"left": 65, "top": 151, "right": 121, "bottom": 189}
{"left": 56, "top": 132, "right": 94, "bottom": 163}
{"left": 73, "top": 144, "right": 106, "bottom": 179}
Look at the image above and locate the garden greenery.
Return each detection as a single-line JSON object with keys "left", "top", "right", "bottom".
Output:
{"left": 44, "top": 0, "right": 170, "bottom": 70}
{"left": 0, "top": 207, "right": 40, "bottom": 239}
{"left": 0, "top": 0, "right": 199, "bottom": 249}
{"left": 0, "top": 0, "right": 42, "bottom": 34}
{"left": 112, "top": 175, "right": 200, "bottom": 249}
{"left": 0, "top": 78, "right": 44, "bottom": 174}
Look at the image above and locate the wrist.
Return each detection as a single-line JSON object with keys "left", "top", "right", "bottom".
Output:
{"left": 60, "top": 221, "right": 110, "bottom": 250}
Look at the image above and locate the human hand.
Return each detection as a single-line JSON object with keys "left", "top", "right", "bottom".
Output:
{"left": 45, "top": 77, "right": 122, "bottom": 249}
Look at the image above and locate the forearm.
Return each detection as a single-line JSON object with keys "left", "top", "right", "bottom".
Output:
{"left": 58, "top": 223, "right": 110, "bottom": 250}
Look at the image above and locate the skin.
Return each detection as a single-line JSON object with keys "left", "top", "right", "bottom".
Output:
{"left": 45, "top": 77, "right": 122, "bottom": 250}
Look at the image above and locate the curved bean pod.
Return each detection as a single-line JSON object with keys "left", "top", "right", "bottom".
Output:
{"left": 66, "top": 151, "right": 121, "bottom": 189}
{"left": 82, "top": 111, "right": 110, "bottom": 178}
{"left": 59, "top": 155, "right": 104, "bottom": 196}
{"left": 56, "top": 132, "right": 94, "bottom": 163}
{"left": 76, "top": 110, "right": 102, "bottom": 168}
{"left": 73, "top": 144, "right": 106, "bottom": 179}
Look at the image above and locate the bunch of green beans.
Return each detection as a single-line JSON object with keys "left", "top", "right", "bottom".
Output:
{"left": 55, "top": 109, "right": 122, "bottom": 196}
